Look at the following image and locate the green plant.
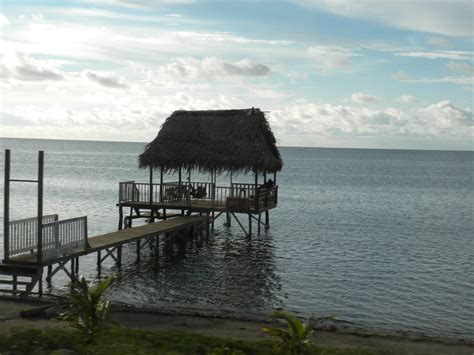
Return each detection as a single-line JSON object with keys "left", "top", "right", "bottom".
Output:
{"left": 210, "top": 345, "right": 246, "bottom": 355}
{"left": 60, "top": 274, "right": 117, "bottom": 343}
{"left": 262, "top": 310, "right": 333, "bottom": 355}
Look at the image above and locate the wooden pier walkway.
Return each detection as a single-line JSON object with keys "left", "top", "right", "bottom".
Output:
{"left": 9, "top": 216, "right": 207, "bottom": 265}
{"left": 1, "top": 216, "right": 209, "bottom": 296}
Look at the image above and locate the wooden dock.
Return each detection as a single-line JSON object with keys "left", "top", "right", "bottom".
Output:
{"left": 1, "top": 215, "right": 208, "bottom": 297}
{"left": 8, "top": 216, "right": 207, "bottom": 265}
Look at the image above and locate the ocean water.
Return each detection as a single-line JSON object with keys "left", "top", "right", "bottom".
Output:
{"left": 0, "top": 137, "right": 473, "bottom": 339}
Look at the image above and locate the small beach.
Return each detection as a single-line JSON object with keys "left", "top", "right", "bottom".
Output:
{"left": 1, "top": 298, "right": 473, "bottom": 355}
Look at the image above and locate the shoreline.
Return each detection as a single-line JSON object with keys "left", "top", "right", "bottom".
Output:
{"left": 111, "top": 302, "right": 474, "bottom": 346}
{"left": 1, "top": 296, "right": 473, "bottom": 355}
{"left": 26, "top": 291, "right": 474, "bottom": 344}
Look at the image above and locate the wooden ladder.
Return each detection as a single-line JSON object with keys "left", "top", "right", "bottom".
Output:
{"left": 0, "top": 263, "right": 42, "bottom": 297}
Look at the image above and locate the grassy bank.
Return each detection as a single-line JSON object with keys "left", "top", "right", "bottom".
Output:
{"left": 0, "top": 327, "right": 374, "bottom": 355}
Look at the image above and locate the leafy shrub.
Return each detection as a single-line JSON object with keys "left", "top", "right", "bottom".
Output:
{"left": 262, "top": 310, "right": 334, "bottom": 355}
{"left": 60, "top": 274, "right": 117, "bottom": 343}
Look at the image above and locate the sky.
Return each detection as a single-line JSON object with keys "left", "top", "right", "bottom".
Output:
{"left": 0, "top": 0, "right": 473, "bottom": 150}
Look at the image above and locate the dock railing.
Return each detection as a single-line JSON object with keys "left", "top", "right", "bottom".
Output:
{"left": 7, "top": 215, "right": 88, "bottom": 263}
{"left": 8, "top": 214, "right": 58, "bottom": 259}
{"left": 42, "top": 216, "right": 88, "bottom": 261}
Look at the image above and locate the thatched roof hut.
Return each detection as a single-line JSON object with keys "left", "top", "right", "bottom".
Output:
{"left": 139, "top": 108, "right": 282, "bottom": 174}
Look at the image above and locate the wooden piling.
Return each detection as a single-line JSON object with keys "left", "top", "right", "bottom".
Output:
{"left": 4, "top": 150, "right": 10, "bottom": 262}
{"left": 248, "top": 213, "right": 252, "bottom": 236}
{"left": 118, "top": 206, "right": 123, "bottom": 230}
{"left": 37, "top": 151, "right": 44, "bottom": 264}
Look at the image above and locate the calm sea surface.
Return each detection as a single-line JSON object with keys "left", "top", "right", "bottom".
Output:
{"left": 0, "top": 138, "right": 473, "bottom": 339}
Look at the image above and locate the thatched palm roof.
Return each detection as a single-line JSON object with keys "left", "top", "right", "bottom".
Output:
{"left": 139, "top": 108, "right": 282, "bottom": 174}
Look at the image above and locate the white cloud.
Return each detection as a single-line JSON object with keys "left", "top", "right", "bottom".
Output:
{"left": 396, "top": 95, "right": 418, "bottom": 104}
{"left": 18, "top": 13, "right": 45, "bottom": 22}
{"left": 294, "top": 0, "right": 472, "bottom": 37}
{"left": 427, "top": 36, "right": 452, "bottom": 48}
{"left": 307, "top": 45, "right": 356, "bottom": 72}
{"left": 405, "top": 76, "right": 473, "bottom": 85}
{"left": 1, "top": 52, "right": 64, "bottom": 81}
{"left": 269, "top": 100, "right": 472, "bottom": 140}
{"left": 0, "top": 13, "right": 9, "bottom": 27}
{"left": 0, "top": 91, "right": 240, "bottom": 141}
{"left": 351, "top": 92, "right": 378, "bottom": 103}
{"left": 286, "top": 71, "right": 308, "bottom": 80}
{"left": 392, "top": 70, "right": 412, "bottom": 81}
{"left": 395, "top": 50, "right": 472, "bottom": 60}
{"left": 83, "top": 69, "right": 129, "bottom": 88}
{"left": 76, "top": 0, "right": 194, "bottom": 9}
{"left": 392, "top": 69, "right": 471, "bottom": 86}
{"left": 250, "top": 88, "right": 292, "bottom": 99}
{"left": 446, "top": 62, "right": 474, "bottom": 74}
{"left": 155, "top": 56, "right": 270, "bottom": 81}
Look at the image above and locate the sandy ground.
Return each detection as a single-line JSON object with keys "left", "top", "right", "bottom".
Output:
{"left": 0, "top": 298, "right": 473, "bottom": 355}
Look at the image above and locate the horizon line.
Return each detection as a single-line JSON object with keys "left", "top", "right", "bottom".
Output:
{"left": 0, "top": 136, "right": 472, "bottom": 153}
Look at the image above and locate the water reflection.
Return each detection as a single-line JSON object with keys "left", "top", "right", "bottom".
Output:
{"left": 110, "top": 224, "right": 282, "bottom": 315}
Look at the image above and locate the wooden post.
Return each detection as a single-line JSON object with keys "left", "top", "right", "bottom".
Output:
{"left": 37, "top": 151, "right": 44, "bottom": 264}
{"left": 38, "top": 271, "right": 43, "bottom": 296}
{"left": 159, "top": 167, "right": 164, "bottom": 202}
{"left": 97, "top": 250, "right": 101, "bottom": 273}
{"left": 273, "top": 172, "right": 277, "bottom": 185}
{"left": 263, "top": 172, "right": 268, "bottom": 229}
{"left": 4, "top": 149, "right": 10, "bottom": 261}
{"left": 211, "top": 211, "right": 215, "bottom": 233}
{"left": 211, "top": 170, "right": 215, "bottom": 201}
{"left": 149, "top": 167, "right": 153, "bottom": 204}
{"left": 258, "top": 213, "right": 261, "bottom": 234}
{"left": 179, "top": 166, "right": 183, "bottom": 215}
{"left": 254, "top": 170, "right": 258, "bottom": 214}
{"left": 248, "top": 213, "right": 252, "bottom": 236}
{"left": 117, "top": 246, "right": 122, "bottom": 268}
{"left": 118, "top": 205, "right": 123, "bottom": 230}
{"left": 71, "top": 258, "right": 75, "bottom": 276}
{"left": 84, "top": 217, "right": 89, "bottom": 248}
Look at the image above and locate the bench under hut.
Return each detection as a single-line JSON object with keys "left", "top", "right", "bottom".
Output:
{"left": 118, "top": 108, "right": 283, "bottom": 235}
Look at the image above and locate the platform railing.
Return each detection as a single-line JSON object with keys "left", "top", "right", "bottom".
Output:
{"left": 118, "top": 181, "right": 278, "bottom": 212}
{"left": 8, "top": 214, "right": 58, "bottom": 258}
{"left": 42, "top": 216, "right": 88, "bottom": 261}
{"left": 119, "top": 181, "right": 161, "bottom": 203}
{"left": 162, "top": 182, "right": 217, "bottom": 202}
{"left": 255, "top": 186, "right": 278, "bottom": 212}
